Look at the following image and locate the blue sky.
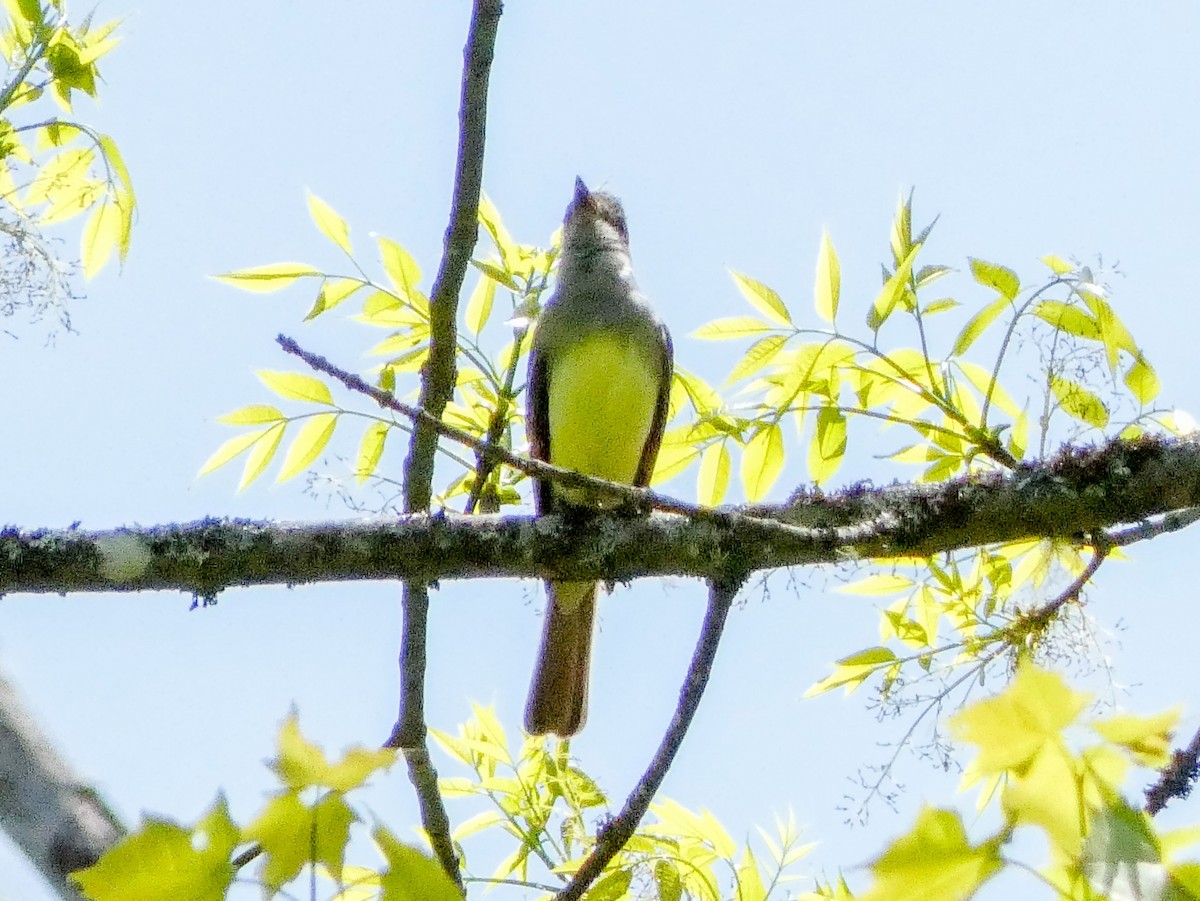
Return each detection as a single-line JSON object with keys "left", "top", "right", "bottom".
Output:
{"left": 4, "top": 2, "right": 1200, "bottom": 898}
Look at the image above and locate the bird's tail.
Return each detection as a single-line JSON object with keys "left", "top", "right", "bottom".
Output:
{"left": 524, "top": 581, "right": 597, "bottom": 737}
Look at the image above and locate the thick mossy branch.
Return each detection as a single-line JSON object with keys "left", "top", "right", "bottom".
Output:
{"left": 4, "top": 435, "right": 1198, "bottom": 596}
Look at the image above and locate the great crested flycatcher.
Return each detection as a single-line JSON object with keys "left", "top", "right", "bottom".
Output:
{"left": 524, "top": 178, "right": 674, "bottom": 737}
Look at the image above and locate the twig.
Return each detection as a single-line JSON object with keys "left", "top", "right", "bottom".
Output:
{"left": 388, "top": 0, "right": 502, "bottom": 892}
{"left": 554, "top": 575, "right": 742, "bottom": 900}
{"left": 1145, "top": 722, "right": 1200, "bottom": 815}
{"left": 278, "top": 335, "right": 837, "bottom": 548}
{"left": 464, "top": 320, "right": 529, "bottom": 513}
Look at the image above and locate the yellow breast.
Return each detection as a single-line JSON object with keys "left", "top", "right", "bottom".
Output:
{"left": 547, "top": 333, "right": 660, "bottom": 504}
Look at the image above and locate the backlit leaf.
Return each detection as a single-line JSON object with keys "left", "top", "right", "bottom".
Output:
{"left": 258, "top": 371, "right": 335, "bottom": 405}
{"left": 814, "top": 231, "right": 839, "bottom": 323}
{"left": 356, "top": 421, "right": 389, "bottom": 483}
{"left": 213, "top": 263, "right": 321, "bottom": 292}
{"left": 731, "top": 270, "right": 792, "bottom": 325}
{"left": 1050, "top": 374, "right": 1108, "bottom": 429}
{"left": 239, "top": 422, "right": 285, "bottom": 491}
{"left": 951, "top": 294, "right": 1012, "bottom": 357}
{"left": 741, "top": 421, "right": 784, "bottom": 501}
{"left": 465, "top": 274, "right": 496, "bottom": 335}
{"left": 378, "top": 236, "right": 422, "bottom": 299}
{"left": 1124, "top": 354, "right": 1159, "bottom": 404}
{"left": 697, "top": 441, "right": 730, "bottom": 506}
{"left": 809, "top": 405, "right": 846, "bottom": 485}
{"left": 307, "top": 191, "right": 351, "bottom": 254}
{"left": 968, "top": 257, "right": 1020, "bottom": 301}
{"left": 277, "top": 413, "right": 338, "bottom": 482}
{"left": 693, "top": 317, "right": 775, "bottom": 340}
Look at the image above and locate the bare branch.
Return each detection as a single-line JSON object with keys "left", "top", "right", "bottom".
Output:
{"left": 556, "top": 575, "right": 741, "bottom": 900}
{"left": 1145, "top": 723, "right": 1200, "bottom": 816}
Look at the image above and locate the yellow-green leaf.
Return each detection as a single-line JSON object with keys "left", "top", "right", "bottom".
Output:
{"left": 1092, "top": 708, "right": 1180, "bottom": 768}
{"left": 71, "top": 800, "right": 239, "bottom": 901}
{"left": 952, "top": 665, "right": 1088, "bottom": 773}
{"left": 814, "top": 231, "right": 839, "bottom": 324}
{"left": 258, "top": 371, "right": 335, "bottom": 405}
{"left": 356, "top": 421, "right": 389, "bottom": 483}
{"left": 804, "top": 646, "right": 898, "bottom": 698}
{"left": 968, "top": 257, "right": 1020, "bottom": 301}
{"left": 477, "top": 192, "right": 517, "bottom": 272}
{"left": 217, "top": 404, "right": 286, "bottom": 425}
{"left": 842, "top": 573, "right": 915, "bottom": 596}
{"left": 868, "top": 244, "right": 920, "bottom": 331}
{"left": 277, "top": 412, "right": 338, "bottom": 482}
{"left": 271, "top": 714, "right": 396, "bottom": 792}
{"left": 307, "top": 191, "right": 351, "bottom": 254}
{"left": 735, "top": 847, "right": 768, "bottom": 901}
{"left": 863, "top": 807, "right": 1002, "bottom": 901}
{"left": 1041, "top": 254, "right": 1074, "bottom": 275}
{"left": 378, "top": 236, "right": 421, "bottom": 299}
{"left": 951, "top": 294, "right": 1012, "bottom": 357}
{"left": 741, "top": 421, "right": 784, "bottom": 501}
{"left": 697, "top": 441, "right": 730, "bottom": 506}
{"left": 305, "top": 277, "right": 364, "bottom": 321}
{"left": 80, "top": 199, "right": 121, "bottom": 277}
{"left": 1049, "top": 374, "right": 1108, "bottom": 429}
{"left": 197, "top": 427, "right": 273, "bottom": 478}
{"left": 213, "top": 263, "right": 321, "bottom": 292}
{"left": 465, "top": 273, "right": 496, "bottom": 335}
{"left": 375, "top": 827, "right": 463, "bottom": 901}
{"left": 239, "top": 422, "right": 285, "bottom": 491}
{"left": 1124, "top": 354, "right": 1160, "bottom": 405}
{"left": 726, "top": 333, "right": 788, "bottom": 384}
{"left": 731, "top": 270, "right": 792, "bottom": 326}
{"left": 808, "top": 405, "right": 846, "bottom": 485}
{"left": 693, "top": 316, "right": 775, "bottom": 340}
{"left": 1033, "top": 300, "right": 1101, "bottom": 341}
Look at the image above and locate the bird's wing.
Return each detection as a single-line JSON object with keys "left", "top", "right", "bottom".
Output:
{"left": 633, "top": 319, "right": 674, "bottom": 488}
{"left": 526, "top": 340, "right": 556, "bottom": 515}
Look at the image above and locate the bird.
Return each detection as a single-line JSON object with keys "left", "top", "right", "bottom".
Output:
{"left": 523, "top": 177, "right": 674, "bottom": 737}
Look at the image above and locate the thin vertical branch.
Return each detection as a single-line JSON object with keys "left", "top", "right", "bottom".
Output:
{"left": 555, "top": 576, "right": 742, "bottom": 901}
{"left": 386, "top": 0, "right": 503, "bottom": 892}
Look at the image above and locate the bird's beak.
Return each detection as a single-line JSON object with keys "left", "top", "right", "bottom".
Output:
{"left": 573, "top": 176, "right": 590, "bottom": 206}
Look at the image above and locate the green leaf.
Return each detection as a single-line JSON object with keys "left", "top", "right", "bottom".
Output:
{"left": 1041, "top": 254, "right": 1074, "bottom": 275}
{"left": 198, "top": 428, "right": 271, "bottom": 477}
{"left": 952, "top": 665, "right": 1088, "bottom": 772}
{"left": 378, "top": 236, "right": 422, "bottom": 299}
{"left": 735, "top": 846, "right": 768, "bottom": 901}
{"left": 270, "top": 714, "right": 397, "bottom": 792}
{"left": 654, "top": 861, "right": 683, "bottom": 901}
{"left": 71, "top": 799, "right": 239, "bottom": 901}
{"left": 217, "top": 405, "right": 286, "bottom": 425}
{"left": 697, "top": 441, "right": 730, "bottom": 506}
{"left": 1049, "top": 374, "right": 1109, "bottom": 429}
{"left": 867, "top": 244, "right": 919, "bottom": 331}
{"left": 1033, "top": 300, "right": 1100, "bottom": 341}
{"left": 465, "top": 273, "right": 496, "bottom": 335}
{"left": 356, "top": 421, "right": 389, "bottom": 483}
{"left": 814, "top": 231, "right": 839, "bottom": 323}
{"left": 741, "top": 421, "right": 784, "bottom": 501}
{"left": 375, "top": 827, "right": 462, "bottom": 901}
{"left": 804, "top": 646, "right": 898, "bottom": 697}
{"left": 277, "top": 413, "right": 338, "bottom": 482}
{"left": 968, "top": 257, "right": 1020, "bottom": 301}
{"left": 951, "top": 294, "right": 1012, "bottom": 357}
{"left": 1124, "top": 353, "right": 1160, "bottom": 405}
{"left": 471, "top": 258, "right": 519, "bottom": 291}
{"left": 305, "top": 277, "right": 363, "bottom": 321}
{"left": 258, "top": 371, "right": 335, "bottom": 405}
{"left": 863, "top": 807, "right": 1002, "bottom": 901}
{"left": 731, "top": 270, "right": 792, "bottom": 326}
{"left": 213, "top": 263, "right": 321, "bottom": 293}
{"left": 585, "top": 869, "right": 633, "bottom": 901}
{"left": 244, "top": 791, "right": 355, "bottom": 893}
{"left": 477, "top": 192, "right": 517, "bottom": 272}
{"left": 81, "top": 199, "right": 121, "bottom": 277}
{"left": 808, "top": 405, "right": 846, "bottom": 485}
{"left": 307, "top": 191, "right": 351, "bottom": 254}
{"left": 693, "top": 316, "right": 775, "bottom": 340}
{"left": 726, "top": 333, "right": 788, "bottom": 383}
{"left": 239, "top": 422, "right": 286, "bottom": 491}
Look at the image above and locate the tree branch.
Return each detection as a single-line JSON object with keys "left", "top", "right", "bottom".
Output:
{"left": 0, "top": 668, "right": 124, "bottom": 900}
{"left": 6, "top": 435, "right": 1200, "bottom": 595}
{"left": 556, "top": 575, "right": 741, "bottom": 900}
{"left": 389, "top": 0, "right": 502, "bottom": 891}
